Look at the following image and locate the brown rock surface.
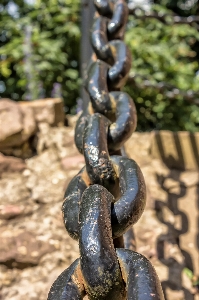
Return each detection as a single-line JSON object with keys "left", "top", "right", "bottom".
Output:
{"left": 19, "top": 98, "right": 65, "bottom": 127}
{"left": 0, "top": 99, "right": 22, "bottom": 142}
{"left": 0, "top": 99, "right": 36, "bottom": 149}
{"left": 0, "top": 98, "right": 65, "bottom": 158}
{"left": 0, "top": 127, "right": 198, "bottom": 300}
{"left": 0, "top": 153, "right": 26, "bottom": 177}
{"left": 0, "top": 204, "right": 26, "bottom": 220}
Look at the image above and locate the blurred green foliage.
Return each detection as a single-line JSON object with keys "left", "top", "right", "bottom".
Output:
{"left": 125, "top": 4, "right": 199, "bottom": 131}
{"left": 0, "top": 1, "right": 199, "bottom": 131}
{"left": 0, "top": 0, "right": 81, "bottom": 110}
{"left": 154, "top": 0, "right": 199, "bottom": 16}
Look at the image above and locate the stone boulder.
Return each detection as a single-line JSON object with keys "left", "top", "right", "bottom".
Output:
{"left": 0, "top": 98, "right": 65, "bottom": 158}
{"left": 18, "top": 98, "right": 65, "bottom": 127}
{"left": 0, "top": 99, "right": 36, "bottom": 149}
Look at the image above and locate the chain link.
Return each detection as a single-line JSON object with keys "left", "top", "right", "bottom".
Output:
{"left": 48, "top": 1, "right": 165, "bottom": 299}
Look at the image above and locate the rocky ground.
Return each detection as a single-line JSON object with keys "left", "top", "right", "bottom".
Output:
{"left": 0, "top": 100, "right": 198, "bottom": 300}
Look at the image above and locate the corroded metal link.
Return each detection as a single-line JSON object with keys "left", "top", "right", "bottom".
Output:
{"left": 48, "top": 185, "right": 164, "bottom": 300}
{"left": 117, "top": 249, "right": 165, "bottom": 300}
{"left": 107, "top": 0, "right": 128, "bottom": 39}
{"left": 87, "top": 0, "right": 131, "bottom": 108}
{"left": 86, "top": 43, "right": 131, "bottom": 96}
{"left": 48, "top": 253, "right": 164, "bottom": 300}
{"left": 93, "top": 0, "right": 114, "bottom": 17}
{"left": 91, "top": 13, "right": 129, "bottom": 63}
{"left": 91, "top": 16, "right": 110, "bottom": 62}
{"left": 48, "top": 0, "right": 165, "bottom": 298}
{"left": 111, "top": 155, "right": 146, "bottom": 238}
{"left": 93, "top": 0, "right": 128, "bottom": 39}
{"left": 47, "top": 259, "right": 85, "bottom": 300}
{"left": 85, "top": 61, "right": 111, "bottom": 114}
{"left": 79, "top": 184, "right": 125, "bottom": 299}
{"left": 75, "top": 92, "right": 136, "bottom": 153}
{"left": 107, "top": 41, "right": 131, "bottom": 89}
{"left": 75, "top": 110, "right": 89, "bottom": 154}
{"left": 108, "top": 92, "right": 137, "bottom": 151}
{"left": 62, "top": 166, "right": 88, "bottom": 240}
{"left": 83, "top": 113, "right": 117, "bottom": 189}
{"left": 62, "top": 155, "right": 146, "bottom": 241}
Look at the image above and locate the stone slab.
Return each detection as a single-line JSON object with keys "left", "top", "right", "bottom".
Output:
{"left": 19, "top": 98, "right": 65, "bottom": 127}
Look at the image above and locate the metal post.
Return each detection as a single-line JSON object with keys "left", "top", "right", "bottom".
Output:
{"left": 80, "top": 0, "right": 95, "bottom": 111}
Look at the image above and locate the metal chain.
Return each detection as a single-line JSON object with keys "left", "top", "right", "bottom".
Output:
{"left": 48, "top": 1, "right": 165, "bottom": 299}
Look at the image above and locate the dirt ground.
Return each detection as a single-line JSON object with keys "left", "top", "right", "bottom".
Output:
{"left": 0, "top": 124, "right": 198, "bottom": 300}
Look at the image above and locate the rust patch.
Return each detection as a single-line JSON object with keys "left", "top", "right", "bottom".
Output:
{"left": 81, "top": 169, "right": 91, "bottom": 186}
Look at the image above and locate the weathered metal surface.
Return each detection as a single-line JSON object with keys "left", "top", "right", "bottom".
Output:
{"left": 62, "top": 155, "right": 146, "bottom": 241}
{"left": 79, "top": 185, "right": 125, "bottom": 299}
{"left": 48, "top": 0, "right": 165, "bottom": 299}
{"left": 47, "top": 259, "right": 85, "bottom": 300}
{"left": 117, "top": 249, "right": 164, "bottom": 300}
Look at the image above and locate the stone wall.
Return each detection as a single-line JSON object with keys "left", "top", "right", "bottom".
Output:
{"left": 0, "top": 98, "right": 65, "bottom": 158}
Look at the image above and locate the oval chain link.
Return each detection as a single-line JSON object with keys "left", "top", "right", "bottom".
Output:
{"left": 48, "top": 1, "right": 165, "bottom": 299}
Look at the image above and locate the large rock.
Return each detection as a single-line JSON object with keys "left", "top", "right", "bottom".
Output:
{"left": 19, "top": 98, "right": 65, "bottom": 127}
{"left": 0, "top": 99, "right": 36, "bottom": 149}
{"left": 0, "top": 98, "right": 65, "bottom": 157}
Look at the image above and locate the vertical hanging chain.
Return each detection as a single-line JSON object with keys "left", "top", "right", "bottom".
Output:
{"left": 48, "top": 1, "right": 165, "bottom": 299}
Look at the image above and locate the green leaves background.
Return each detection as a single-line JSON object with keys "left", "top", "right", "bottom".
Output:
{"left": 0, "top": 1, "right": 199, "bottom": 131}
{"left": 0, "top": 0, "right": 81, "bottom": 109}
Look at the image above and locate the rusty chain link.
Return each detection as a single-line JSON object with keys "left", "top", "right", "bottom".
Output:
{"left": 48, "top": 1, "right": 165, "bottom": 299}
